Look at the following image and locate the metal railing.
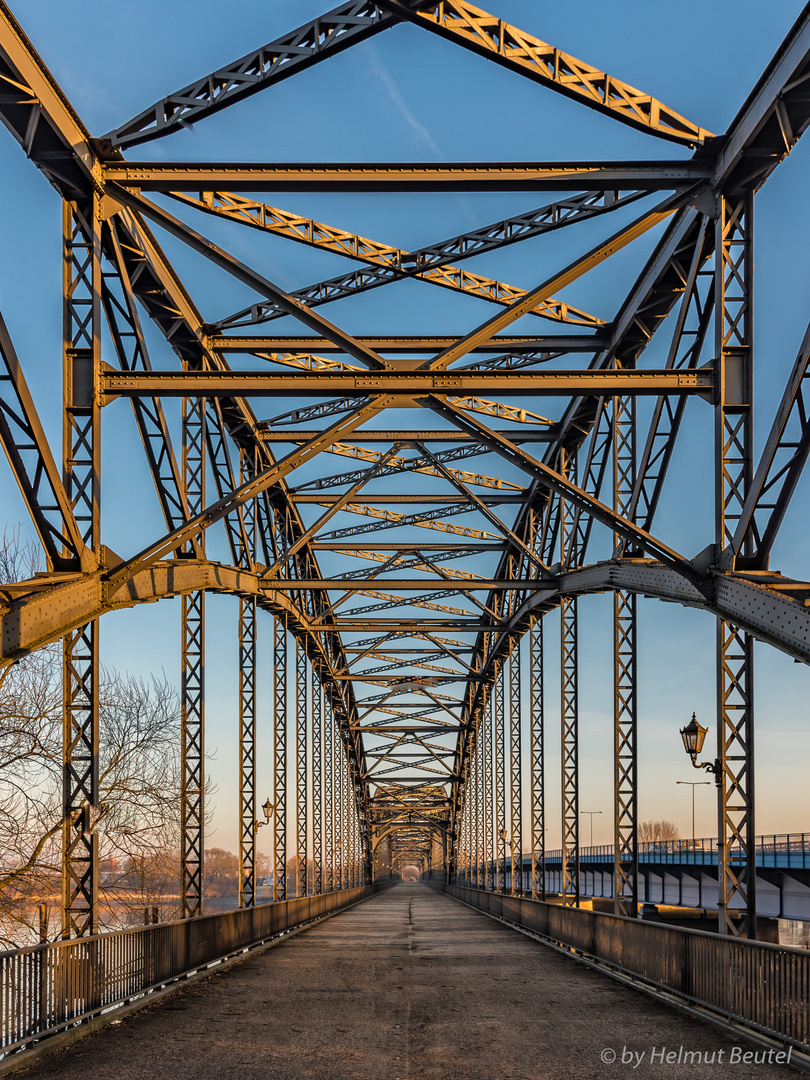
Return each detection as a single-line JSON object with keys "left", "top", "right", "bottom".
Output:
{"left": 541, "top": 832, "right": 810, "bottom": 868}
{"left": 435, "top": 882, "right": 810, "bottom": 1053}
{"left": 0, "top": 883, "right": 386, "bottom": 1058}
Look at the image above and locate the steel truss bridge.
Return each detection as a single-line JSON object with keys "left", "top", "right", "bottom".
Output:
{"left": 2, "top": 0, "right": 810, "bottom": 957}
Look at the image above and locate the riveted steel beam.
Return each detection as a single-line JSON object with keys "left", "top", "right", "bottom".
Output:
{"left": 100, "top": 368, "right": 713, "bottom": 399}
{"left": 102, "top": 161, "right": 710, "bottom": 192}
{"left": 0, "top": 313, "right": 85, "bottom": 569}
{"left": 379, "top": 0, "right": 711, "bottom": 146}
{"left": 104, "top": 3, "right": 402, "bottom": 150}
{"left": 211, "top": 335, "right": 604, "bottom": 353}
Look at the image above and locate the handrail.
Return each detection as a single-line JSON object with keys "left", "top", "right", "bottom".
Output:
{"left": 540, "top": 832, "right": 810, "bottom": 866}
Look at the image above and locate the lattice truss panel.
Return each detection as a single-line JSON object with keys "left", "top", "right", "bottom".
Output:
{"left": 2, "top": 0, "right": 810, "bottom": 938}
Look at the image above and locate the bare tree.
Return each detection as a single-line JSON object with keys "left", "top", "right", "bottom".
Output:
{"left": 204, "top": 848, "right": 239, "bottom": 898}
{"left": 285, "top": 856, "right": 318, "bottom": 896}
{"left": 638, "top": 819, "right": 680, "bottom": 844}
{"left": 0, "top": 529, "right": 184, "bottom": 944}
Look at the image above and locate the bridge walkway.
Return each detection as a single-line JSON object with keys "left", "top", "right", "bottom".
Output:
{"left": 13, "top": 884, "right": 792, "bottom": 1080}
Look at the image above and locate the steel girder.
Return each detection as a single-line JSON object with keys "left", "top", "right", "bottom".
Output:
{"left": 529, "top": 618, "right": 545, "bottom": 900}
{"left": 714, "top": 195, "right": 756, "bottom": 938}
{"left": 296, "top": 638, "right": 309, "bottom": 899}
{"left": 60, "top": 198, "right": 101, "bottom": 939}
{"left": 377, "top": 0, "right": 711, "bottom": 146}
{"left": 2, "top": 0, "right": 810, "bottom": 933}
{"left": 103, "top": 162, "right": 709, "bottom": 192}
{"left": 0, "top": 313, "right": 85, "bottom": 571}
{"left": 238, "top": 596, "right": 257, "bottom": 908}
{"left": 104, "top": 3, "right": 402, "bottom": 151}
{"left": 613, "top": 394, "right": 638, "bottom": 917}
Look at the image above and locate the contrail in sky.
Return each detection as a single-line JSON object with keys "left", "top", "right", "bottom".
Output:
{"left": 365, "top": 43, "right": 478, "bottom": 226}
{"left": 365, "top": 42, "right": 445, "bottom": 159}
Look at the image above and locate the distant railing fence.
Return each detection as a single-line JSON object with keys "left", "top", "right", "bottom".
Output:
{"left": 0, "top": 884, "right": 384, "bottom": 1059}
{"left": 541, "top": 832, "right": 810, "bottom": 867}
{"left": 435, "top": 883, "right": 810, "bottom": 1054}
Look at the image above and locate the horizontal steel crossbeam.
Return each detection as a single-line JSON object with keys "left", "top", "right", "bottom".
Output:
{"left": 102, "top": 161, "right": 711, "bottom": 191}
{"left": 100, "top": 368, "right": 713, "bottom": 399}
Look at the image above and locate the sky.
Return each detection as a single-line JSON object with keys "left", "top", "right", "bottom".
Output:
{"left": 2, "top": 0, "right": 810, "bottom": 853}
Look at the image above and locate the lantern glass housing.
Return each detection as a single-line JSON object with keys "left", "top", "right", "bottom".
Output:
{"left": 262, "top": 798, "right": 273, "bottom": 823}
{"left": 679, "top": 713, "right": 708, "bottom": 758}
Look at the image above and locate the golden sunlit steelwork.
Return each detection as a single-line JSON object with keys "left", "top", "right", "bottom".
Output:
{"left": 2, "top": 2, "right": 810, "bottom": 1043}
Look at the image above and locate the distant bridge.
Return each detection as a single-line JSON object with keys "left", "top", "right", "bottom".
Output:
{"left": 542, "top": 835, "right": 810, "bottom": 921}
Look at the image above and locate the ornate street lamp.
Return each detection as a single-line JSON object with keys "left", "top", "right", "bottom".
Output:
{"left": 498, "top": 826, "right": 509, "bottom": 892}
{"left": 679, "top": 713, "right": 721, "bottom": 786}
{"left": 256, "top": 797, "right": 273, "bottom": 828}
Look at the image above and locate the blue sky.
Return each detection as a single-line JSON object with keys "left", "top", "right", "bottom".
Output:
{"left": 2, "top": 0, "right": 810, "bottom": 851}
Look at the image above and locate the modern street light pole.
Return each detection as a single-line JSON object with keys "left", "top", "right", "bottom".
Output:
{"left": 676, "top": 780, "right": 710, "bottom": 841}
{"left": 581, "top": 810, "right": 602, "bottom": 849}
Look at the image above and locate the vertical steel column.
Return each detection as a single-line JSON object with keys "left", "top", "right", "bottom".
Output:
{"left": 353, "top": 784, "right": 360, "bottom": 885}
{"left": 471, "top": 732, "right": 478, "bottom": 886}
{"left": 180, "top": 390, "right": 206, "bottom": 919}
{"left": 312, "top": 669, "right": 323, "bottom": 893}
{"left": 354, "top": 775, "right": 359, "bottom": 887}
{"left": 509, "top": 638, "right": 522, "bottom": 894}
{"left": 716, "top": 194, "right": 756, "bottom": 938}
{"left": 494, "top": 662, "right": 506, "bottom": 891}
{"left": 61, "top": 198, "right": 101, "bottom": 938}
{"left": 459, "top": 773, "right": 467, "bottom": 883}
{"left": 486, "top": 682, "right": 496, "bottom": 890}
{"left": 474, "top": 715, "right": 483, "bottom": 887}
{"left": 613, "top": 394, "right": 639, "bottom": 917}
{"left": 351, "top": 772, "right": 358, "bottom": 887}
{"left": 273, "top": 617, "right": 287, "bottom": 901}
{"left": 324, "top": 688, "right": 335, "bottom": 891}
{"left": 478, "top": 693, "right": 488, "bottom": 889}
{"left": 464, "top": 770, "right": 472, "bottom": 883}
{"left": 529, "top": 617, "right": 545, "bottom": 901}
{"left": 345, "top": 772, "right": 352, "bottom": 888}
{"left": 337, "top": 732, "right": 346, "bottom": 888}
{"left": 296, "top": 639, "right": 308, "bottom": 898}
{"left": 347, "top": 772, "right": 354, "bottom": 887}
{"left": 343, "top": 741, "right": 349, "bottom": 889}
{"left": 237, "top": 449, "right": 257, "bottom": 909}
{"left": 237, "top": 596, "right": 256, "bottom": 908}
{"left": 560, "top": 447, "right": 579, "bottom": 907}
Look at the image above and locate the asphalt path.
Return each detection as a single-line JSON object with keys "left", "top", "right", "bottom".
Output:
{"left": 14, "top": 883, "right": 796, "bottom": 1079}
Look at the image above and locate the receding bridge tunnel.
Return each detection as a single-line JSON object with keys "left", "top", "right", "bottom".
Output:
{"left": 1, "top": 0, "right": 810, "bottom": 1072}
